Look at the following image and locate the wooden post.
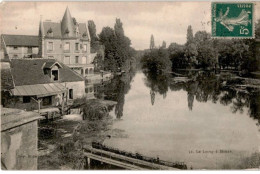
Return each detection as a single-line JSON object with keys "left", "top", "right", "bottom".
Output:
{"left": 31, "top": 97, "right": 42, "bottom": 113}
{"left": 87, "top": 157, "right": 91, "bottom": 169}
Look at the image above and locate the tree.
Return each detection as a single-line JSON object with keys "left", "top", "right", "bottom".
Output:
{"left": 114, "top": 18, "right": 124, "bottom": 38}
{"left": 256, "top": 19, "right": 260, "bottom": 39}
{"left": 186, "top": 25, "right": 194, "bottom": 45}
{"left": 194, "top": 31, "right": 216, "bottom": 69}
{"left": 88, "top": 20, "right": 98, "bottom": 43}
{"left": 99, "top": 27, "right": 117, "bottom": 71}
{"left": 150, "top": 35, "right": 155, "bottom": 50}
{"left": 141, "top": 48, "right": 172, "bottom": 73}
{"left": 161, "top": 41, "right": 166, "bottom": 49}
{"left": 99, "top": 19, "right": 134, "bottom": 72}
{"left": 185, "top": 25, "right": 198, "bottom": 67}
{"left": 168, "top": 43, "right": 186, "bottom": 69}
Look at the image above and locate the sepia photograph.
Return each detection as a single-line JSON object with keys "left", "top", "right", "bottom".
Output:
{"left": 0, "top": 0, "right": 260, "bottom": 171}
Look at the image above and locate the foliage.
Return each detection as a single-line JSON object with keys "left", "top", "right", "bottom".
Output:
{"left": 184, "top": 25, "right": 198, "bottom": 67}
{"left": 99, "top": 19, "right": 134, "bottom": 72}
{"left": 150, "top": 35, "right": 155, "bottom": 50}
{"left": 168, "top": 21, "right": 260, "bottom": 72}
{"left": 161, "top": 41, "right": 166, "bottom": 49}
{"left": 141, "top": 48, "right": 172, "bottom": 73}
{"left": 168, "top": 43, "right": 186, "bottom": 69}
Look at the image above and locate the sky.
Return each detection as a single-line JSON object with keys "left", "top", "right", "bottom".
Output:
{"left": 0, "top": 1, "right": 259, "bottom": 50}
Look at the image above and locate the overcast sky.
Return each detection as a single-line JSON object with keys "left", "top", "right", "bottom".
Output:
{"left": 0, "top": 1, "right": 259, "bottom": 50}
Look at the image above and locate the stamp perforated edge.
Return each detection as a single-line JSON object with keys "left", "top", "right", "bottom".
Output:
{"left": 211, "top": 1, "right": 256, "bottom": 39}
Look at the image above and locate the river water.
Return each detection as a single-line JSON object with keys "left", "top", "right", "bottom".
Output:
{"left": 94, "top": 69, "right": 260, "bottom": 169}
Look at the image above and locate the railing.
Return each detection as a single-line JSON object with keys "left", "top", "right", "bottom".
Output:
{"left": 87, "top": 142, "right": 187, "bottom": 170}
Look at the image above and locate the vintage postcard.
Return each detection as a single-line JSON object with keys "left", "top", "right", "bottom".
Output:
{"left": 0, "top": 1, "right": 260, "bottom": 171}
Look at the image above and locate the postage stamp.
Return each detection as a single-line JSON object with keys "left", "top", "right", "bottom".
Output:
{"left": 212, "top": 2, "right": 254, "bottom": 38}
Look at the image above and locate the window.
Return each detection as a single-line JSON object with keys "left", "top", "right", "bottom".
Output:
{"left": 23, "top": 96, "right": 31, "bottom": 103}
{"left": 14, "top": 47, "right": 18, "bottom": 50}
{"left": 75, "top": 56, "right": 79, "bottom": 63}
{"left": 81, "top": 69, "right": 84, "bottom": 75}
{"left": 47, "top": 42, "right": 53, "bottom": 51}
{"left": 63, "top": 56, "right": 70, "bottom": 64}
{"left": 89, "top": 87, "right": 93, "bottom": 93}
{"left": 42, "top": 96, "right": 52, "bottom": 106}
{"left": 28, "top": 47, "right": 32, "bottom": 53}
{"left": 75, "top": 43, "right": 79, "bottom": 51}
{"left": 83, "top": 44, "right": 87, "bottom": 51}
{"left": 13, "top": 55, "right": 18, "bottom": 59}
{"left": 69, "top": 89, "right": 73, "bottom": 99}
{"left": 51, "top": 70, "right": 58, "bottom": 81}
{"left": 64, "top": 42, "right": 70, "bottom": 51}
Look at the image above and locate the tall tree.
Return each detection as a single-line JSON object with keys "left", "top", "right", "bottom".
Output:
{"left": 185, "top": 25, "right": 198, "bottom": 67}
{"left": 88, "top": 20, "right": 98, "bottom": 43}
{"left": 161, "top": 41, "right": 166, "bottom": 49}
{"left": 114, "top": 18, "right": 124, "bottom": 38}
{"left": 186, "top": 25, "right": 194, "bottom": 45}
{"left": 99, "top": 19, "right": 134, "bottom": 72}
{"left": 150, "top": 35, "right": 155, "bottom": 50}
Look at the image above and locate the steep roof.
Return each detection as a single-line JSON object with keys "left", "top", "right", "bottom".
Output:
{"left": 61, "top": 7, "right": 75, "bottom": 38}
{"left": 2, "top": 34, "right": 39, "bottom": 47}
{"left": 10, "top": 59, "right": 83, "bottom": 86}
{"left": 40, "top": 7, "right": 90, "bottom": 40}
{"left": 42, "top": 22, "right": 62, "bottom": 38}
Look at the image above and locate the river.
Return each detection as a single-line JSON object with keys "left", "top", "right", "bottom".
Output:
{"left": 94, "top": 69, "right": 260, "bottom": 169}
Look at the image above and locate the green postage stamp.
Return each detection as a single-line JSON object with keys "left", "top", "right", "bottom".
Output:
{"left": 212, "top": 2, "right": 254, "bottom": 38}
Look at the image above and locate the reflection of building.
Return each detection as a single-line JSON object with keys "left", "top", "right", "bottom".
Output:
{"left": 1, "top": 35, "right": 39, "bottom": 59}
{"left": 39, "top": 7, "right": 95, "bottom": 77}
{"left": 1, "top": 59, "right": 85, "bottom": 111}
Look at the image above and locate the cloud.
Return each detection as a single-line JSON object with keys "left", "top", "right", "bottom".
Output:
{"left": 0, "top": 1, "right": 259, "bottom": 50}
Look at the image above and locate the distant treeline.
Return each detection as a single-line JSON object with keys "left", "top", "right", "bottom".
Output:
{"left": 141, "top": 19, "right": 260, "bottom": 74}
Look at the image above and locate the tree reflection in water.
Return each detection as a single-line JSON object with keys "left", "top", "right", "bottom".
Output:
{"left": 95, "top": 65, "right": 136, "bottom": 119}
{"left": 96, "top": 68, "right": 260, "bottom": 124}
{"left": 143, "top": 70, "right": 260, "bottom": 124}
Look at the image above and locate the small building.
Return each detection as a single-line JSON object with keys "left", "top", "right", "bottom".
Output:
{"left": 1, "top": 34, "right": 39, "bottom": 59}
{"left": 1, "top": 107, "right": 41, "bottom": 170}
{"left": 1, "top": 59, "right": 85, "bottom": 112}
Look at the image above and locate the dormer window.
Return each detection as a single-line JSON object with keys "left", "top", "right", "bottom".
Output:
{"left": 47, "top": 27, "right": 53, "bottom": 37}
{"left": 75, "top": 25, "right": 79, "bottom": 37}
{"left": 42, "top": 62, "right": 62, "bottom": 82}
{"left": 51, "top": 70, "right": 59, "bottom": 81}
{"left": 65, "top": 28, "right": 70, "bottom": 35}
{"left": 82, "top": 32, "right": 87, "bottom": 38}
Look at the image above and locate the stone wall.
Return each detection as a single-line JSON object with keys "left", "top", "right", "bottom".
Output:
{"left": 62, "top": 81, "right": 85, "bottom": 100}
{"left": 1, "top": 108, "right": 41, "bottom": 170}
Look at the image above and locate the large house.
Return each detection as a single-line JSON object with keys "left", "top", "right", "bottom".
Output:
{"left": 0, "top": 7, "right": 95, "bottom": 77}
{"left": 38, "top": 7, "right": 95, "bottom": 77}
{"left": 1, "top": 35, "right": 39, "bottom": 59}
{"left": 1, "top": 59, "right": 85, "bottom": 111}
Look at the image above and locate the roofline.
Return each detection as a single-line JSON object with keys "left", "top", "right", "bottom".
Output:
{"left": 1, "top": 34, "right": 38, "bottom": 37}
{"left": 1, "top": 35, "right": 11, "bottom": 61}
{"left": 5, "top": 44, "right": 39, "bottom": 47}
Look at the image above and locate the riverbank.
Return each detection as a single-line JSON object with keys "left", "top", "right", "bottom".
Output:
{"left": 38, "top": 99, "right": 119, "bottom": 170}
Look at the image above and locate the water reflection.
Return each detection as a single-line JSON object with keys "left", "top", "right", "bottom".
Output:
{"left": 95, "top": 66, "right": 136, "bottom": 119}
{"left": 142, "top": 70, "right": 260, "bottom": 124}
{"left": 98, "top": 69, "right": 259, "bottom": 169}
